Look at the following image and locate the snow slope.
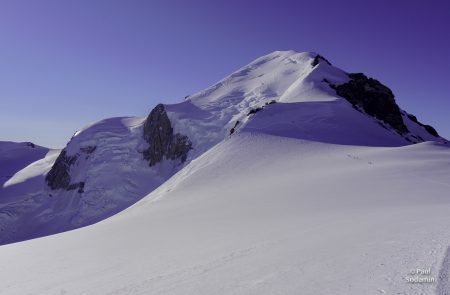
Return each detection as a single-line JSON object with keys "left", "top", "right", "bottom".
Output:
{"left": 168, "top": 50, "right": 444, "bottom": 154}
{"left": 0, "top": 141, "right": 54, "bottom": 204}
{"left": 0, "top": 117, "right": 177, "bottom": 244}
{"left": 0, "top": 50, "right": 446, "bottom": 247}
{"left": 0, "top": 141, "right": 48, "bottom": 190}
{"left": 0, "top": 133, "right": 449, "bottom": 294}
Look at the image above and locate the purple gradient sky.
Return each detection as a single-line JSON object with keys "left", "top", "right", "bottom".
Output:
{"left": 0, "top": 0, "right": 449, "bottom": 148}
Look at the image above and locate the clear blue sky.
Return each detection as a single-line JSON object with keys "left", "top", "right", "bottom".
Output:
{"left": 1, "top": 0, "right": 449, "bottom": 148}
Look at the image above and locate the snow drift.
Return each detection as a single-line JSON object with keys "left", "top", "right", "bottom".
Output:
{"left": 1, "top": 133, "right": 450, "bottom": 294}
{"left": 0, "top": 49, "right": 449, "bottom": 294}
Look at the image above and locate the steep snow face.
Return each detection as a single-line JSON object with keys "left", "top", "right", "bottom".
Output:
{"left": 1, "top": 133, "right": 450, "bottom": 295}
{"left": 41, "top": 116, "right": 175, "bottom": 225}
{"left": 0, "top": 116, "right": 184, "bottom": 244}
{"left": 166, "top": 50, "right": 445, "bottom": 157}
{"left": 166, "top": 51, "right": 351, "bottom": 157}
{"left": 241, "top": 101, "right": 410, "bottom": 146}
{"left": 188, "top": 51, "right": 346, "bottom": 107}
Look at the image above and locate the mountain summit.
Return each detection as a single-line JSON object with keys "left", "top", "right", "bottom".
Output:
{"left": 175, "top": 50, "right": 443, "bottom": 147}
{"left": 0, "top": 51, "right": 446, "bottom": 245}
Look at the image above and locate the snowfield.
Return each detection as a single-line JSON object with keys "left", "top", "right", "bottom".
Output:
{"left": 0, "top": 141, "right": 49, "bottom": 192}
{"left": 1, "top": 50, "right": 449, "bottom": 294}
{"left": 1, "top": 133, "right": 450, "bottom": 294}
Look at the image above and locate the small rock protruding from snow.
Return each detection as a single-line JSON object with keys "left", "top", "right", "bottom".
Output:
{"left": 311, "top": 54, "right": 332, "bottom": 67}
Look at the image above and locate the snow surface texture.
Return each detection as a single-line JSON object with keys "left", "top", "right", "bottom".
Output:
{"left": 1, "top": 134, "right": 450, "bottom": 294}
{"left": 0, "top": 117, "right": 178, "bottom": 244}
{"left": 0, "top": 50, "right": 449, "bottom": 294}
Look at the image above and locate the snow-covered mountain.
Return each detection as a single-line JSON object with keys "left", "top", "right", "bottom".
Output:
{"left": 1, "top": 131, "right": 450, "bottom": 294}
{"left": 0, "top": 51, "right": 446, "bottom": 246}
{"left": 1, "top": 51, "right": 449, "bottom": 294}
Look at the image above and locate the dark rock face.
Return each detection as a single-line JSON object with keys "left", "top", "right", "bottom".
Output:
{"left": 311, "top": 54, "right": 332, "bottom": 67}
{"left": 407, "top": 113, "right": 419, "bottom": 124}
{"left": 80, "top": 146, "right": 96, "bottom": 154}
{"left": 423, "top": 125, "right": 439, "bottom": 137}
{"left": 229, "top": 120, "right": 240, "bottom": 135}
{"left": 406, "top": 113, "right": 439, "bottom": 137}
{"left": 245, "top": 100, "right": 276, "bottom": 118}
{"left": 46, "top": 145, "right": 96, "bottom": 191}
{"left": 143, "top": 104, "right": 192, "bottom": 166}
{"left": 45, "top": 150, "right": 77, "bottom": 190}
{"left": 67, "top": 182, "right": 85, "bottom": 193}
{"left": 143, "top": 104, "right": 173, "bottom": 164}
{"left": 168, "top": 134, "right": 192, "bottom": 163}
{"left": 332, "top": 73, "right": 408, "bottom": 134}
{"left": 247, "top": 107, "right": 263, "bottom": 116}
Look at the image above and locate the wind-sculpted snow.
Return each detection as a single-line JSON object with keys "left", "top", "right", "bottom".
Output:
{"left": 1, "top": 134, "right": 450, "bottom": 294}
{"left": 0, "top": 116, "right": 183, "bottom": 244}
{"left": 242, "top": 100, "right": 410, "bottom": 146}
{"left": 0, "top": 50, "right": 447, "bottom": 246}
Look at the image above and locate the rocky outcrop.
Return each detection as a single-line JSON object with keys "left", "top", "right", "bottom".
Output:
{"left": 45, "top": 150, "right": 77, "bottom": 190}
{"left": 406, "top": 113, "right": 439, "bottom": 137}
{"left": 247, "top": 107, "right": 263, "bottom": 116}
{"left": 332, "top": 73, "right": 408, "bottom": 135}
{"left": 229, "top": 120, "right": 240, "bottom": 135}
{"left": 143, "top": 104, "right": 192, "bottom": 166}
{"left": 246, "top": 100, "right": 276, "bottom": 117}
{"left": 80, "top": 146, "right": 97, "bottom": 154}
{"left": 311, "top": 54, "right": 332, "bottom": 67}
{"left": 46, "top": 146, "right": 95, "bottom": 192}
